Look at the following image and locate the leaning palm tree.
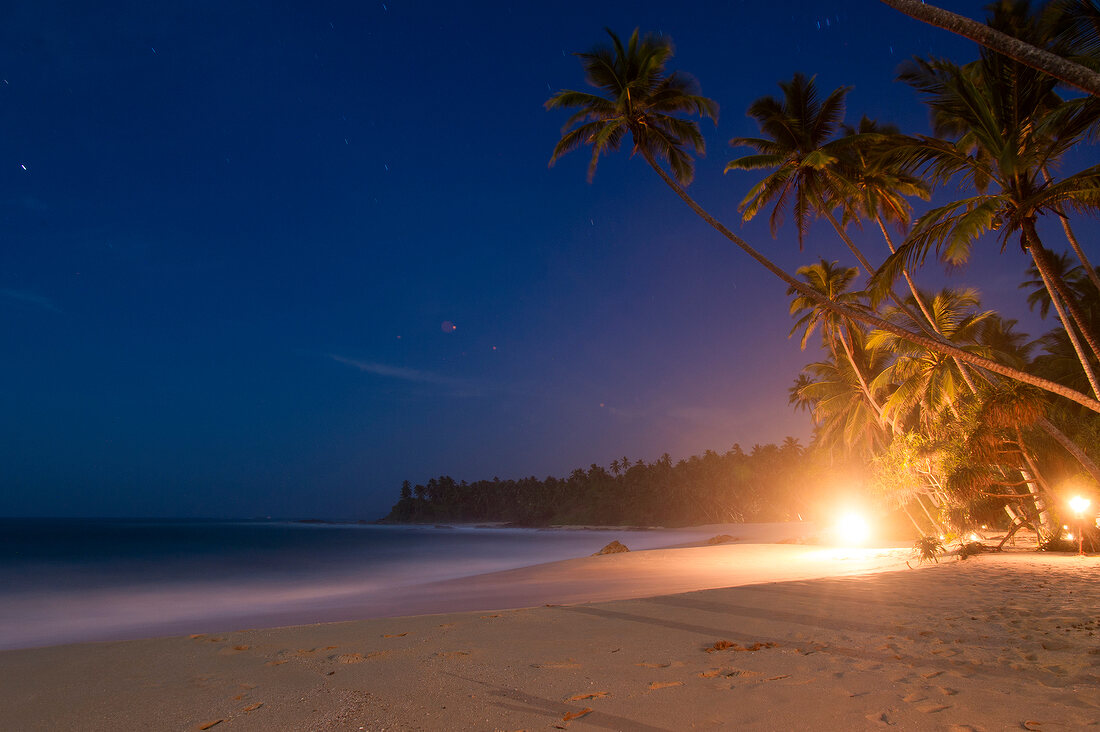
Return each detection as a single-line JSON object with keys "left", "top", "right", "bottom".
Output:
{"left": 791, "top": 336, "right": 893, "bottom": 458}
{"left": 546, "top": 28, "right": 1100, "bottom": 415}
{"left": 886, "top": 2, "right": 1100, "bottom": 480}
{"left": 869, "top": 289, "right": 996, "bottom": 429}
{"left": 546, "top": 28, "right": 718, "bottom": 186}
{"left": 788, "top": 259, "right": 885, "bottom": 419}
{"left": 879, "top": 43, "right": 1100, "bottom": 393}
{"left": 726, "top": 74, "right": 875, "bottom": 271}
{"left": 839, "top": 117, "right": 984, "bottom": 397}
{"left": 877, "top": 0, "right": 1100, "bottom": 96}
{"left": 726, "top": 75, "right": 984, "bottom": 370}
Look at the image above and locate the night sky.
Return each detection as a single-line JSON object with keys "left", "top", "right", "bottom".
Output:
{"left": 1, "top": 1, "right": 1080, "bottom": 518}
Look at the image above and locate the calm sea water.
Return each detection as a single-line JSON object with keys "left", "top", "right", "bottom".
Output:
{"left": 0, "top": 519, "right": 710, "bottom": 650}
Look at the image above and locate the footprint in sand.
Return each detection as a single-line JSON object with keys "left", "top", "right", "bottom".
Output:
{"left": 338, "top": 653, "right": 368, "bottom": 664}
{"left": 865, "top": 711, "right": 893, "bottom": 726}
{"left": 647, "top": 681, "right": 684, "bottom": 691}
{"left": 915, "top": 702, "right": 951, "bottom": 714}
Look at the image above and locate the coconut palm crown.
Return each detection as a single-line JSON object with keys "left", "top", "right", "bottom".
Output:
{"left": 545, "top": 28, "right": 718, "bottom": 185}
{"left": 726, "top": 73, "right": 863, "bottom": 247}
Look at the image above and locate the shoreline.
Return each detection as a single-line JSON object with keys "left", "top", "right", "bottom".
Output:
{"left": 1, "top": 549, "right": 1096, "bottom": 730}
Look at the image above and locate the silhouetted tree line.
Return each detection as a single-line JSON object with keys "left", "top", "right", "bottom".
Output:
{"left": 381, "top": 439, "right": 827, "bottom": 526}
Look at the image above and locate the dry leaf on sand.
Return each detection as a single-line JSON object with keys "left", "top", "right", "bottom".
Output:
{"left": 566, "top": 691, "right": 609, "bottom": 701}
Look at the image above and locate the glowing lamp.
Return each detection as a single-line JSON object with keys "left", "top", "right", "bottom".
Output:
{"left": 835, "top": 512, "right": 870, "bottom": 546}
{"left": 1068, "top": 495, "right": 1091, "bottom": 556}
{"left": 1069, "top": 496, "right": 1091, "bottom": 517}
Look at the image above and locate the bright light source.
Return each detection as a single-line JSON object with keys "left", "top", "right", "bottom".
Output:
{"left": 835, "top": 512, "right": 870, "bottom": 546}
{"left": 1067, "top": 532, "right": 1075, "bottom": 541}
{"left": 968, "top": 532, "right": 980, "bottom": 542}
{"left": 1069, "top": 495, "right": 1091, "bottom": 516}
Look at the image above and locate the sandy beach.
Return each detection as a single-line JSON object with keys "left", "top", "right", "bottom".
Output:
{"left": 1, "top": 540, "right": 1098, "bottom": 731}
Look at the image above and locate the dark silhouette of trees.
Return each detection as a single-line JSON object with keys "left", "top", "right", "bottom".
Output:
{"left": 380, "top": 441, "right": 825, "bottom": 527}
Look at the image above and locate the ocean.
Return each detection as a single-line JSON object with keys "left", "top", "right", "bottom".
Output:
{"left": 0, "top": 519, "right": 712, "bottom": 650}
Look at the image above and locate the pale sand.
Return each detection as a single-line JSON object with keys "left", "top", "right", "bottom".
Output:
{"left": 1, "top": 546, "right": 1097, "bottom": 731}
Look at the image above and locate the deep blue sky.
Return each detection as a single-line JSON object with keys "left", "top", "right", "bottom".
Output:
{"left": 0, "top": 1, "right": 1082, "bottom": 518}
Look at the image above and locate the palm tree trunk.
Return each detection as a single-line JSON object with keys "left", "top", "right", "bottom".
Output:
{"left": 835, "top": 329, "right": 887, "bottom": 421}
{"left": 1041, "top": 166, "right": 1100, "bottom": 297}
{"left": 822, "top": 208, "right": 947, "bottom": 342}
{"left": 1026, "top": 225, "right": 1100, "bottom": 361}
{"left": 901, "top": 502, "right": 931, "bottom": 536}
{"left": 913, "top": 492, "right": 946, "bottom": 535}
{"left": 1032, "top": 253, "right": 1100, "bottom": 399}
{"left": 641, "top": 152, "right": 1100, "bottom": 414}
{"left": 876, "top": 214, "right": 982, "bottom": 397}
{"left": 1024, "top": 223, "right": 1100, "bottom": 397}
{"left": 877, "top": 0, "right": 1100, "bottom": 98}
{"left": 1015, "top": 424, "right": 1055, "bottom": 536}
{"left": 1037, "top": 416, "right": 1100, "bottom": 484}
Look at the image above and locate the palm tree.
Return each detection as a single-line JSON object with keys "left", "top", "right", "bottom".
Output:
{"left": 547, "top": 28, "right": 1100, "bottom": 415}
{"left": 877, "top": 0, "right": 1100, "bottom": 96}
{"left": 726, "top": 75, "right": 987, "bottom": 385}
{"left": 839, "top": 117, "right": 985, "bottom": 396}
{"left": 868, "top": 289, "right": 996, "bottom": 429}
{"left": 726, "top": 74, "right": 874, "bottom": 270}
{"left": 788, "top": 259, "right": 884, "bottom": 419}
{"left": 880, "top": 41, "right": 1100, "bottom": 393}
{"left": 546, "top": 28, "right": 718, "bottom": 186}
{"left": 1022, "top": 252, "right": 1100, "bottom": 397}
{"left": 791, "top": 337, "right": 892, "bottom": 459}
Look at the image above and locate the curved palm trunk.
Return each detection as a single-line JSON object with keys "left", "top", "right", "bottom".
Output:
{"left": 1055, "top": 214, "right": 1100, "bottom": 296}
{"left": 1032, "top": 248, "right": 1100, "bottom": 399}
{"left": 901, "top": 503, "right": 934, "bottom": 537}
{"left": 1041, "top": 166, "right": 1100, "bottom": 297}
{"left": 913, "top": 493, "right": 947, "bottom": 535}
{"left": 1037, "top": 416, "right": 1100, "bottom": 484}
{"left": 877, "top": 0, "right": 1100, "bottom": 98}
{"left": 834, "top": 329, "right": 887, "bottom": 422}
{"left": 1024, "top": 223, "right": 1100, "bottom": 397}
{"left": 876, "top": 215, "right": 982, "bottom": 397}
{"left": 1026, "top": 225, "right": 1100, "bottom": 361}
{"left": 821, "top": 208, "right": 946, "bottom": 342}
{"left": 641, "top": 152, "right": 1100, "bottom": 414}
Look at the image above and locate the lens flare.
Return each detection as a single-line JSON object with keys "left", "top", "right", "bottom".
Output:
{"left": 1069, "top": 495, "right": 1091, "bottom": 516}
{"left": 835, "top": 512, "right": 870, "bottom": 546}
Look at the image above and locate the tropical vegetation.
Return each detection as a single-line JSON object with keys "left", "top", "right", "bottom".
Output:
{"left": 538, "top": 2, "right": 1100, "bottom": 546}
{"left": 381, "top": 441, "right": 835, "bottom": 527}
{"left": 388, "top": 2, "right": 1100, "bottom": 548}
